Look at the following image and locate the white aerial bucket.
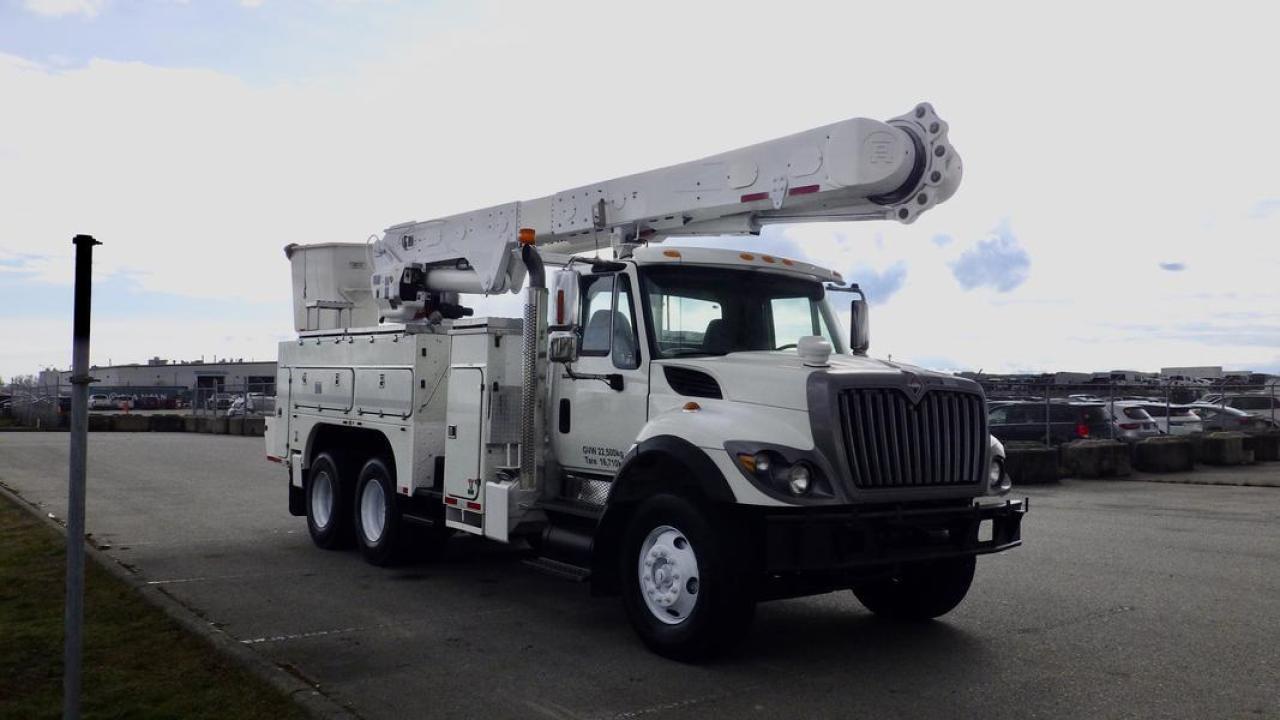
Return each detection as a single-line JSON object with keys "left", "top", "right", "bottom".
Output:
{"left": 285, "top": 243, "right": 379, "bottom": 332}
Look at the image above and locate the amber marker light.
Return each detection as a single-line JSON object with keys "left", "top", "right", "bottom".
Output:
{"left": 518, "top": 227, "right": 537, "bottom": 246}
{"left": 663, "top": 249, "right": 682, "bottom": 258}
{"left": 681, "top": 401, "right": 701, "bottom": 412}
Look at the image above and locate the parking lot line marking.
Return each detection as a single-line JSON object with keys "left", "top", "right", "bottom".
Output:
{"left": 239, "top": 606, "right": 517, "bottom": 646}
{"left": 241, "top": 625, "right": 375, "bottom": 645}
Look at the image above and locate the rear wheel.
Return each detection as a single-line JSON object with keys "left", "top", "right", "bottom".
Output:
{"left": 620, "top": 494, "right": 754, "bottom": 661}
{"left": 353, "top": 457, "right": 405, "bottom": 566}
{"left": 853, "top": 555, "right": 976, "bottom": 621}
{"left": 306, "top": 452, "right": 351, "bottom": 549}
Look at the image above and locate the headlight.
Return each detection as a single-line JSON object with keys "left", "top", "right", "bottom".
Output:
{"left": 787, "top": 463, "right": 812, "bottom": 495}
{"left": 735, "top": 450, "right": 823, "bottom": 498}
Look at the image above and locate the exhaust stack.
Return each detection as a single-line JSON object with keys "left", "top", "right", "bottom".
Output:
{"left": 518, "top": 231, "right": 546, "bottom": 491}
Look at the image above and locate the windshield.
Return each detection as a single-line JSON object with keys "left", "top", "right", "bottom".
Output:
{"left": 640, "top": 266, "right": 840, "bottom": 359}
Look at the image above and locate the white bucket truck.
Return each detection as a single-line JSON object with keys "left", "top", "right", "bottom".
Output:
{"left": 266, "top": 104, "right": 1025, "bottom": 659}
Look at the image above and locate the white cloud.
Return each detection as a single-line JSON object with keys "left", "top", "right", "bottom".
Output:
{"left": 1, "top": 0, "right": 1279, "bottom": 377}
{"left": 22, "top": 0, "right": 106, "bottom": 18}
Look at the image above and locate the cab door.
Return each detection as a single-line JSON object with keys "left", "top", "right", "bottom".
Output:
{"left": 551, "top": 270, "right": 649, "bottom": 476}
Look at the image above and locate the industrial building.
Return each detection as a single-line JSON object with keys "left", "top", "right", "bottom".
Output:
{"left": 38, "top": 357, "right": 276, "bottom": 399}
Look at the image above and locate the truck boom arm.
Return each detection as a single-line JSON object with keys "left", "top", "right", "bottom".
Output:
{"left": 371, "top": 103, "right": 959, "bottom": 319}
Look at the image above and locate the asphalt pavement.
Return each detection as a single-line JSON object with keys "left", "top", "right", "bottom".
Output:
{"left": 2, "top": 432, "right": 1278, "bottom": 719}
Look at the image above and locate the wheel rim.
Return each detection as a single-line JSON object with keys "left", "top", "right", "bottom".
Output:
{"left": 360, "top": 479, "right": 387, "bottom": 545}
{"left": 637, "top": 524, "right": 701, "bottom": 625}
{"left": 310, "top": 470, "right": 334, "bottom": 530}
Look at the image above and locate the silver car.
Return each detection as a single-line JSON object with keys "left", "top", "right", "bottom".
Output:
{"left": 1104, "top": 401, "right": 1161, "bottom": 441}
{"left": 1187, "top": 403, "right": 1273, "bottom": 432}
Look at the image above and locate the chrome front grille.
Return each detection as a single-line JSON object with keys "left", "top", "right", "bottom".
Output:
{"left": 838, "top": 388, "right": 985, "bottom": 489}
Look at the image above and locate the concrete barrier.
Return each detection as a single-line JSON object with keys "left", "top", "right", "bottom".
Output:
{"left": 227, "top": 417, "right": 244, "bottom": 436}
{"left": 206, "top": 417, "right": 228, "bottom": 435}
{"left": 87, "top": 414, "right": 113, "bottom": 432}
{"left": 1133, "top": 437, "right": 1194, "bottom": 473}
{"left": 242, "top": 417, "right": 265, "bottom": 437}
{"left": 1245, "top": 431, "right": 1280, "bottom": 462}
{"left": 182, "top": 415, "right": 200, "bottom": 433}
{"left": 1062, "top": 439, "right": 1131, "bottom": 479}
{"left": 1200, "top": 432, "right": 1250, "bottom": 466}
{"left": 1003, "top": 442, "right": 1058, "bottom": 485}
{"left": 149, "top": 415, "right": 185, "bottom": 432}
{"left": 111, "top": 414, "right": 149, "bottom": 432}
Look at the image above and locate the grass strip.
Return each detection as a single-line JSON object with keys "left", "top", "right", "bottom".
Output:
{"left": 0, "top": 492, "right": 308, "bottom": 720}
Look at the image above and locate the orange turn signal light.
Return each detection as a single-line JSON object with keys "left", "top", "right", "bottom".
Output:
{"left": 681, "top": 401, "right": 701, "bottom": 412}
{"left": 518, "top": 228, "right": 537, "bottom": 246}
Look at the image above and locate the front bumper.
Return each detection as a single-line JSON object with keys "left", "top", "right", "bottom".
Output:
{"left": 752, "top": 497, "right": 1027, "bottom": 599}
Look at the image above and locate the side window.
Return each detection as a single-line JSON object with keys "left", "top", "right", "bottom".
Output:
{"left": 580, "top": 276, "right": 615, "bottom": 356}
{"left": 988, "top": 406, "right": 1011, "bottom": 424}
{"left": 1050, "top": 405, "right": 1082, "bottom": 422}
{"left": 579, "top": 274, "right": 641, "bottom": 370}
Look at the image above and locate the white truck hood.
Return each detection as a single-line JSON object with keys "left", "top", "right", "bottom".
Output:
{"left": 658, "top": 352, "right": 966, "bottom": 411}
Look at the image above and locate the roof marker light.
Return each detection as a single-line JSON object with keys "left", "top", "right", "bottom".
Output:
{"left": 762, "top": 255, "right": 777, "bottom": 264}
{"left": 740, "top": 253, "right": 755, "bottom": 261}
{"left": 781, "top": 258, "right": 795, "bottom": 266}
{"left": 663, "top": 249, "right": 682, "bottom": 259}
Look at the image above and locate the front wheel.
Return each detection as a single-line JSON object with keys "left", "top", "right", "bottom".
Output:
{"left": 852, "top": 555, "right": 976, "bottom": 621}
{"left": 620, "top": 494, "right": 754, "bottom": 661}
{"left": 353, "top": 457, "right": 404, "bottom": 566}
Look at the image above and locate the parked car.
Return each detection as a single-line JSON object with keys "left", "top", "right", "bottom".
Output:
{"left": 1102, "top": 401, "right": 1161, "bottom": 441}
{"left": 89, "top": 394, "right": 112, "bottom": 409}
{"left": 205, "top": 393, "right": 235, "bottom": 410}
{"left": 1213, "top": 395, "right": 1280, "bottom": 427}
{"left": 1187, "top": 403, "right": 1273, "bottom": 432}
{"left": 1138, "top": 403, "right": 1204, "bottom": 435}
{"left": 227, "top": 393, "right": 277, "bottom": 417}
{"left": 112, "top": 394, "right": 135, "bottom": 410}
{"left": 988, "top": 401, "right": 1111, "bottom": 445}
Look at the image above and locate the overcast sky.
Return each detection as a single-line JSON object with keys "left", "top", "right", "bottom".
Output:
{"left": 1, "top": 0, "right": 1277, "bottom": 380}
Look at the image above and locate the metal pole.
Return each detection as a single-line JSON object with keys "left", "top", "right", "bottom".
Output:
{"left": 1108, "top": 379, "right": 1115, "bottom": 439}
{"left": 64, "top": 234, "right": 100, "bottom": 720}
{"left": 1044, "top": 385, "right": 1050, "bottom": 446}
{"left": 1165, "top": 382, "right": 1171, "bottom": 436}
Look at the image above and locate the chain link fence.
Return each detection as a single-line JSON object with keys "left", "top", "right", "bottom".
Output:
{"left": 978, "top": 379, "right": 1279, "bottom": 446}
{"left": 193, "top": 383, "right": 276, "bottom": 418}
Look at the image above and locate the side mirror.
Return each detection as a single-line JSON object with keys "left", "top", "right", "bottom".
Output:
{"left": 548, "top": 330, "right": 579, "bottom": 364}
{"left": 849, "top": 285, "right": 870, "bottom": 356}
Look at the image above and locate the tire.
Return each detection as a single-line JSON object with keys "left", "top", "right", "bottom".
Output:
{"left": 353, "top": 457, "right": 405, "bottom": 566}
{"left": 306, "top": 452, "right": 352, "bottom": 550}
{"left": 852, "top": 555, "right": 976, "bottom": 621}
{"left": 620, "top": 494, "right": 755, "bottom": 661}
